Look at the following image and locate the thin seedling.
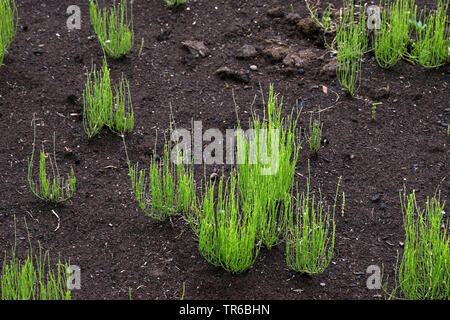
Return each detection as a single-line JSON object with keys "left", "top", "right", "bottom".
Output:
{"left": 305, "top": 0, "right": 334, "bottom": 34}
{"left": 27, "top": 117, "right": 76, "bottom": 203}
{"left": 138, "top": 37, "right": 144, "bottom": 58}
{"left": 305, "top": 0, "right": 337, "bottom": 50}
{"left": 90, "top": 0, "right": 134, "bottom": 58}
{"left": 372, "top": 102, "right": 382, "bottom": 120}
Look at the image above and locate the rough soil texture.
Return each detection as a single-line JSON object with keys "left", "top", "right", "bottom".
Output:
{"left": 0, "top": 0, "right": 448, "bottom": 300}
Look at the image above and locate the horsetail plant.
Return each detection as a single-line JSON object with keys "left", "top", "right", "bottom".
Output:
{"left": 306, "top": 112, "right": 323, "bottom": 156}
{"left": 108, "top": 74, "right": 134, "bottom": 135}
{"left": 27, "top": 118, "right": 76, "bottom": 203}
{"left": 286, "top": 174, "right": 342, "bottom": 274}
{"left": 198, "top": 172, "right": 261, "bottom": 273}
{"left": 83, "top": 57, "right": 134, "bottom": 138}
{"left": 128, "top": 144, "right": 175, "bottom": 221}
{"left": 1, "top": 217, "right": 71, "bottom": 300}
{"left": 335, "top": 0, "right": 367, "bottom": 96}
{"left": 0, "top": 0, "right": 17, "bottom": 66}
{"left": 407, "top": 0, "right": 449, "bottom": 68}
{"left": 235, "top": 85, "right": 300, "bottom": 248}
{"left": 89, "top": 0, "right": 134, "bottom": 58}
{"left": 237, "top": 85, "right": 300, "bottom": 206}
{"left": 373, "top": 0, "right": 417, "bottom": 69}
{"left": 125, "top": 137, "right": 196, "bottom": 221}
{"left": 83, "top": 57, "right": 112, "bottom": 139}
{"left": 391, "top": 187, "right": 449, "bottom": 300}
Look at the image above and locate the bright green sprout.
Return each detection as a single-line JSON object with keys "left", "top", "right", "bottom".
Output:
{"left": 372, "top": 102, "right": 382, "bottom": 120}
{"left": 27, "top": 118, "right": 76, "bottom": 203}
{"left": 90, "top": 0, "right": 134, "bottom": 58}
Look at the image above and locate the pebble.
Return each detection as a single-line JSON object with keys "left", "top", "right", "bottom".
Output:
{"left": 371, "top": 193, "right": 382, "bottom": 202}
{"left": 249, "top": 65, "right": 258, "bottom": 71}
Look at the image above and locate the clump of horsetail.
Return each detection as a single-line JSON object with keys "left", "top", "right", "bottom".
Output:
{"left": 124, "top": 133, "right": 196, "bottom": 222}
{"left": 388, "top": 186, "right": 449, "bottom": 300}
{"left": 335, "top": 0, "right": 368, "bottom": 96}
{"left": 27, "top": 117, "right": 76, "bottom": 203}
{"left": 0, "top": 0, "right": 17, "bottom": 66}
{"left": 198, "top": 171, "right": 261, "bottom": 273}
{"left": 1, "top": 217, "right": 71, "bottom": 300}
{"left": 83, "top": 57, "right": 134, "bottom": 138}
{"left": 235, "top": 85, "right": 301, "bottom": 248}
{"left": 286, "top": 173, "right": 343, "bottom": 274}
{"left": 89, "top": 0, "right": 134, "bottom": 58}
{"left": 407, "top": 0, "right": 449, "bottom": 68}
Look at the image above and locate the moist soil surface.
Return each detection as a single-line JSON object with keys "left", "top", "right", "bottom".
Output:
{"left": 0, "top": 0, "right": 448, "bottom": 300}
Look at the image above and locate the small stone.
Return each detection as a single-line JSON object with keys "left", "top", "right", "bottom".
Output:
{"left": 368, "top": 86, "right": 390, "bottom": 100}
{"left": 249, "top": 65, "right": 258, "bottom": 71}
{"left": 285, "top": 12, "right": 302, "bottom": 24}
{"left": 282, "top": 53, "right": 303, "bottom": 68}
{"left": 263, "top": 45, "right": 290, "bottom": 62}
{"left": 371, "top": 193, "right": 382, "bottom": 203}
{"left": 215, "top": 66, "right": 250, "bottom": 84}
{"left": 157, "top": 29, "right": 171, "bottom": 42}
{"left": 267, "top": 7, "right": 285, "bottom": 18}
{"left": 297, "top": 17, "right": 321, "bottom": 35}
{"left": 33, "top": 49, "right": 45, "bottom": 56}
{"left": 236, "top": 44, "right": 257, "bottom": 59}
{"left": 321, "top": 59, "right": 338, "bottom": 77}
{"left": 210, "top": 172, "right": 218, "bottom": 181}
{"left": 181, "top": 40, "right": 209, "bottom": 58}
